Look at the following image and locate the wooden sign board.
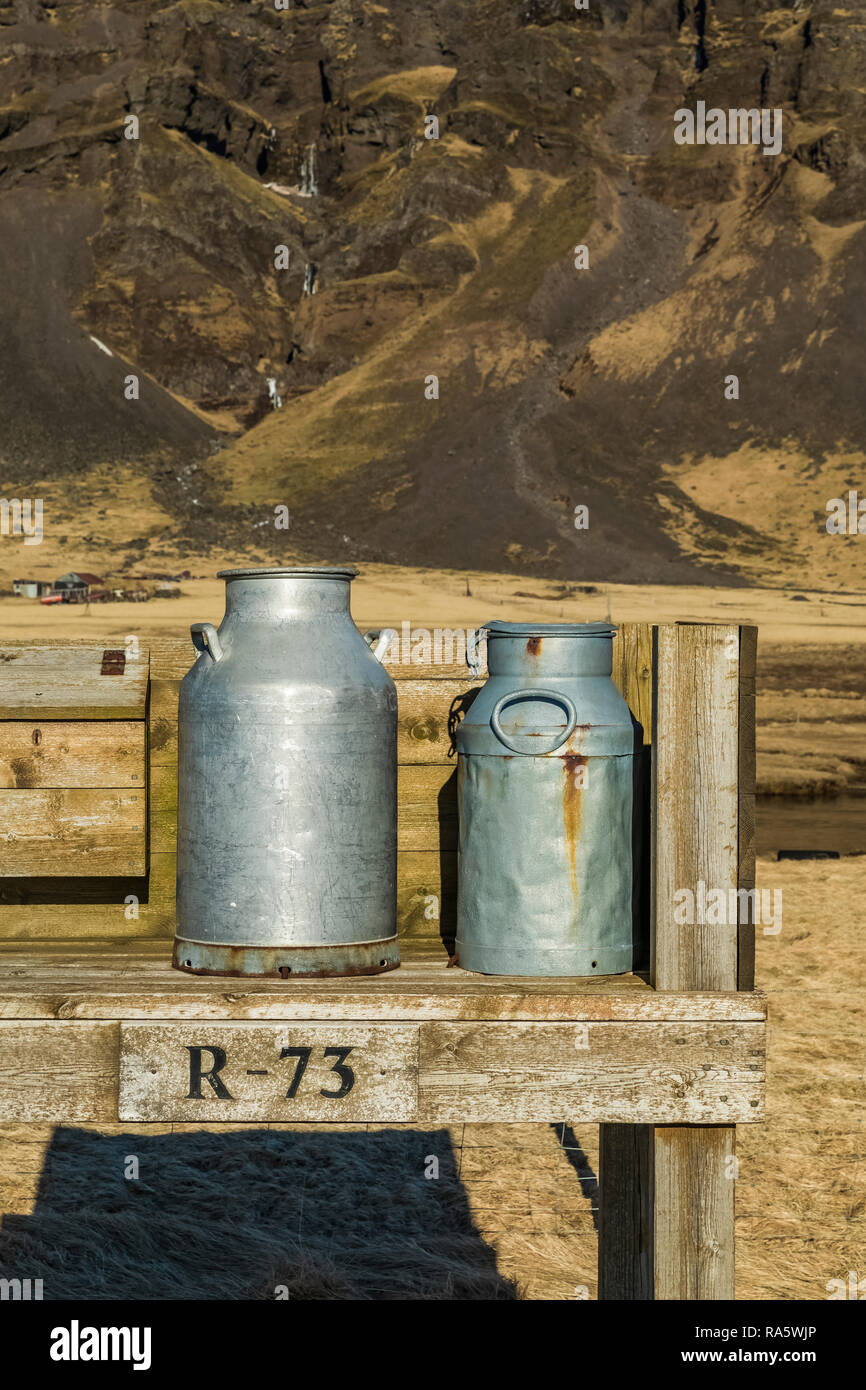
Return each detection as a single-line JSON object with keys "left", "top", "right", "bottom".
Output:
{"left": 119, "top": 1022, "right": 420, "bottom": 1122}
{"left": 112, "top": 1017, "right": 764, "bottom": 1124}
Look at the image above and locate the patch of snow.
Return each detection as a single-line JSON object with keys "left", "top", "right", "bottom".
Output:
{"left": 300, "top": 144, "right": 318, "bottom": 197}
{"left": 265, "top": 181, "right": 312, "bottom": 198}
{"left": 89, "top": 335, "right": 113, "bottom": 357}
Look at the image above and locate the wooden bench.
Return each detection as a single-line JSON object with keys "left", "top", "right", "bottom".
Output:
{"left": 0, "top": 623, "right": 762, "bottom": 1299}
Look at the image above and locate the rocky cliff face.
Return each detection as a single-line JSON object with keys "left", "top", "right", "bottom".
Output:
{"left": 1, "top": 1, "right": 864, "bottom": 585}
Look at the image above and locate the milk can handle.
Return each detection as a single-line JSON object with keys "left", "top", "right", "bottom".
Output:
{"left": 190, "top": 622, "right": 224, "bottom": 664}
{"left": 490, "top": 688, "right": 578, "bottom": 755}
{"left": 363, "top": 628, "right": 397, "bottom": 663}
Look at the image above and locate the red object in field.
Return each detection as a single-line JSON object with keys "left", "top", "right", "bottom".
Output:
{"left": 40, "top": 594, "right": 63, "bottom": 604}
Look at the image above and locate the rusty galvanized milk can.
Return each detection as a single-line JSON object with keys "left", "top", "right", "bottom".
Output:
{"left": 173, "top": 566, "right": 398, "bottom": 978}
{"left": 456, "top": 621, "right": 635, "bottom": 977}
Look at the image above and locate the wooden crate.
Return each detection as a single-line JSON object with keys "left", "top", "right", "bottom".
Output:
{"left": 0, "top": 646, "right": 148, "bottom": 879}
{"left": 0, "top": 622, "right": 761, "bottom": 1301}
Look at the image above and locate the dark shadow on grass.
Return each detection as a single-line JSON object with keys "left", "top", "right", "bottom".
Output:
{"left": 551, "top": 1124, "right": 599, "bottom": 1231}
{"left": 0, "top": 1127, "right": 518, "bottom": 1300}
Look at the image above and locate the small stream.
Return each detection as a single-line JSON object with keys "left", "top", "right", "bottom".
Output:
{"left": 757, "top": 794, "right": 866, "bottom": 856}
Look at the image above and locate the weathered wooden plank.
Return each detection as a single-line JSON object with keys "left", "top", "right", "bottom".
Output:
{"left": 0, "top": 1015, "right": 762, "bottom": 1125}
{"left": 0, "top": 989, "right": 764, "bottom": 1023}
{"left": 396, "top": 679, "right": 479, "bottom": 762}
{"left": 0, "top": 788, "right": 146, "bottom": 876}
{"left": 0, "top": 647, "right": 148, "bottom": 719}
{"left": 598, "top": 616, "right": 655, "bottom": 1299}
{"left": 398, "top": 764, "right": 458, "bottom": 851}
{"left": 654, "top": 1125, "right": 736, "bottom": 1299}
{"left": 652, "top": 624, "right": 740, "bottom": 993}
{"left": 0, "top": 851, "right": 175, "bottom": 937}
{"left": 738, "top": 625, "right": 758, "bottom": 991}
{"left": 0, "top": 722, "right": 145, "bottom": 789}
{"left": 119, "top": 1022, "right": 419, "bottom": 1122}
{"left": 0, "top": 1021, "right": 118, "bottom": 1121}
{"left": 418, "top": 1021, "right": 763, "bottom": 1123}
{"left": 148, "top": 679, "right": 181, "bottom": 766}
{"left": 397, "top": 849, "right": 455, "bottom": 939}
{"left": 0, "top": 945, "right": 767, "bottom": 1021}
{"left": 611, "top": 623, "right": 653, "bottom": 744}
{"left": 601, "top": 625, "right": 748, "bottom": 1301}
{"left": 149, "top": 764, "right": 177, "bottom": 816}
{"left": 598, "top": 1124, "right": 653, "bottom": 1299}
{"left": 147, "top": 638, "right": 196, "bottom": 681}
{"left": 599, "top": 1123, "right": 737, "bottom": 1300}
{"left": 141, "top": 634, "right": 486, "bottom": 683}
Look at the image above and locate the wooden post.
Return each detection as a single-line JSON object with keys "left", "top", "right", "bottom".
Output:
{"left": 599, "top": 624, "right": 756, "bottom": 1299}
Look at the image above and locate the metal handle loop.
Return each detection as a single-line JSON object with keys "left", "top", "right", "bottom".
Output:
{"left": 489, "top": 688, "right": 578, "bottom": 756}
{"left": 363, "top": 628, "right": 397, "bottom": 664}
{"left": 190, "top": 622, "right": 224, "bottom": 664}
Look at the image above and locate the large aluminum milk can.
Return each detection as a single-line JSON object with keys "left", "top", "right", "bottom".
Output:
{"left": 173, "top": 567, "right": 398, "bottom": 978}
{"left": 456, "top": 621, "right": 636, "bottom": 977}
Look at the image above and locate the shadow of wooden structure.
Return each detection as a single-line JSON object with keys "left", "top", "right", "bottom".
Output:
{"left": 0, "top": 623, "right": 762, "bottom": 1299}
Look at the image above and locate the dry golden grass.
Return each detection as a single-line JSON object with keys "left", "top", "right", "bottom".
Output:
{"left": 2, "top": 569, "right": 865, "bottom": 645}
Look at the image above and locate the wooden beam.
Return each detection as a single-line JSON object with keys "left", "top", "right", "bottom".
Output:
{"left": 653, "top": 1124, "right": 736, "bottom": 1300}
{"left": 0, "top": 787, "right": 146, "bottom": 876}
{"left": 737, "top": 625, "right": 758, "bottom": 991}
{"left": 652, "top": 624, "right": 740, "bottom": 994}
{"left": 599, "top": 624, "right": 754, "bottom": 1301}
{"left": 0, "top": 721, "right": 145, "bottom": 789}
{"left": 417, "top": 1020, "right": 762, "bottom": 1123}
{"left": 0, "top": 646, "right": 148, "bottom": 719}
{"left": 0, "top": 943, "right": 767, "bottom": 1023}
{"left": 0, "top": 1015, "right": 763, "bottom": 1126}
{"left": 598, "top": 1124, "right": 653, "bottom": 1300}
{"left": 0, "top": 850, "right": 175, "bottom": 938}
{"left": 0, "top": 1021, "right": 118, "bottom": 1122}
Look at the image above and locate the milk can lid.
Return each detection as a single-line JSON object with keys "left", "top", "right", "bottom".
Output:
{"left": 217, "top": 566, "right": 359, "bottom": 580}
{"left": 483, "top": 620, "right": 616, "bottom": 638}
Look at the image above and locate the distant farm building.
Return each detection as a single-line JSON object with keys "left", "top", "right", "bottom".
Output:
{"left": 54, "top": 572, "right": 106, "bottom": 601}
{"left": 12, "top": 579, "right": 53, "bottom": 598}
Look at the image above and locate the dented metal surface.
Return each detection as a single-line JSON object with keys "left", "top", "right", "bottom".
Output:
{"left": 173, "top": 567, "right": 398, "bottom": 979}
{"left": 456, "top": 621, "right": 636, "bottom": 977}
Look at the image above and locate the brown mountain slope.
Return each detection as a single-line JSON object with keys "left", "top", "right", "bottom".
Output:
{"left": 1, "top": 1, "right": 864, "bottom": 584}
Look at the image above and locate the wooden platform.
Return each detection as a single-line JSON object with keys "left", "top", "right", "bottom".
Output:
{"left": 0, "top": 941, "right": 765, "bottom": 1127}
{"left": 0, "top": 624, "right": 761, "bottom": 1298}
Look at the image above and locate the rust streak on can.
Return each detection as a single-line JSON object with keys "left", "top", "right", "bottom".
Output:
{"left": 526, "top": 636, "right": 543, "bottom": 657}
{"left": 561, "top": 753, "right": 586, "bottom": 913}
